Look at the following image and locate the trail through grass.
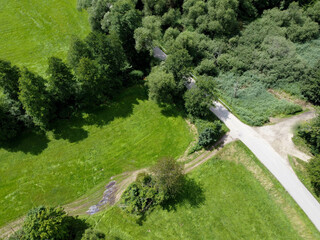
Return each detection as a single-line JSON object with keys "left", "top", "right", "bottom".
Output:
{"left": 0, "top": 85, "right": 193, "bottom": 226}
{"left": 0, "top": 0, "right": 90, "bottom": 75}
{"left": 87, "top": 141, "right": 320, "bottom": 239}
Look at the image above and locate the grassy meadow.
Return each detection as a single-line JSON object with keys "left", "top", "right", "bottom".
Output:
{"left": 87, "top": 141, "right": 320, "bottom": 239}
{"left": 0, "top": 85, "right": 194, "bottom": 226}
{"left": 0, "top": 0, "right": 90, "bottom": 75}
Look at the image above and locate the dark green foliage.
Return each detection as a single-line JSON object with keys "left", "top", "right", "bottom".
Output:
{"left": 146, "top": 67, "right": 176, "bottom": 103}
{"left": 307, "top": 1, "right": 320, "bottom": 24}
{"left": 18, "top": 68, "right": 51, "bottom": 128}
{"left": 307, "top": 156, "right": 320, "bottom": 196}
{"left": 84, "top": 31, "right": 128, "bottom": 82}
{"left": 128, "top": 70, "right": 144, "bottom": 85}
{"left": 141, "top": 0, "right": 182, "bottom": 15}
{"left": 0, "top": 96, "right": 20, "bottom": 141}
{"left": 77, "top": 0, "right": 93, "bottom": 10}
{"left": 134, "top": 16, "right": 162, "bottom": 54}
{"left": 76, "top": 58, "right": 104, "bottom": 105}
{"left": 161, "top": 8, "right": 182, "bottom": 29}
{"left": 47, "top": 57, "right": 75, "bottom": 103}
{"left": 121, "top": 172, "right": 165, "bottom": 215}
{"left": 198, "top": 124, "right": 222, "bottom": 148}
{"left": 181, "top": 0, "right": 253, "bottom": 37}
{"left": 194, "top": 59, "right": 218, "bottom": 76}
{"left": 81, "top": 228, "right": 105, "bottom": 240}
{"left": 100, "top": 0, "right": 142, "bottom": 65}
{"left": 0, "top": 59, "right": 20, "bottom": 100}
{"left": 164, "top": 48, "right": 192, "bottom": 89}
{"left": 151, "top": 157, "right": 185, "bottom": 198}
{"left": 68, "top": 36, "right": 91, "bottom": 70}
{"left": 184, "top": 76, "right": 217, "bottom": 118}
{"left": 301, "top": 61, "right": 320, "bottom": 105}
{"left": 88, "top": 0, "right": 113, "bottom": 31}
{"left": 22, "top": 206, "right": 70, "bottom": 240}
{"left": 9, "top": 206, "right": 90, "bottom": 240}
{"left": 297, "top": 114, "right": 320, "bottom": 155}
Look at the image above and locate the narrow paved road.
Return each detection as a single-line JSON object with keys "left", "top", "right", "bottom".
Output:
{"left": 154, "top": 47, "right": 320, "bottom": 231}
{"left": 211, "top": 102, "right": 320, "bottom": 231}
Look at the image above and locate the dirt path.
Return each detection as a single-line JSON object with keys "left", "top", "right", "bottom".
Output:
{"left": 254, "top": 111, "right": 316, "bottom": 162}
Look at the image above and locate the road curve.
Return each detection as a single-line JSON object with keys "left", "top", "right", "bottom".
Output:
{"left": 153, "top": 46, "right": 320, "bottom": 231}
{"left": 211, "top": 102, "right": 320, "bottom": 231}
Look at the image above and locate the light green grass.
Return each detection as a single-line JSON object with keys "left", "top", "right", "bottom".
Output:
{"left": 0, "top": 85, "right": 194, "bottom": 226}
{"left": 0, "top": 0, "right": 90, "bottom": 75}
{"left": 87, "top": 141, "right": 320, "bottom": 239}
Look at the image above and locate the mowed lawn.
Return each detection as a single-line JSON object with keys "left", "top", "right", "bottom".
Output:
{"left": 0, "top": 86, "right": 194, "bottom": 226}
{"left": 0, "top": 0, "right": 90, "bottom": 75}
{"left": 87, "top": 141, "right": 320, "bottom": 240}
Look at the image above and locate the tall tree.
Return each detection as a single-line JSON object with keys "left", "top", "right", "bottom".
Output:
{"left": 68, "top": 36, "right": 91, "bottom": 70}
{"left": 0, "top": 59, "right": 20, "bottom": 100}
{"left": 19, "top": 68, "right": 51, "bottom": 128}
{"left": 47, "top": 57, "right": 75, "bottom": 103}
{"left": 101, "top": 0, "right": 142, "bottom": 64}
{"left": 184, "top": 75, "right": 216, "bottom": 118}
{"left": 134, "top": 16, "right": 162, "bottom": 54}
{"left": 146, "top": 67, "right": 176, "bottom": 103}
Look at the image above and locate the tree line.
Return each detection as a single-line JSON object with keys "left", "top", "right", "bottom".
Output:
{"left": 2, "top": 0, "right": 320, "bottom": 140}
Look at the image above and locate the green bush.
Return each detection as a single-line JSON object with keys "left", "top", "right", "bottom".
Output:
{"left": 22, "top": 206, "right": 70, "bottom": 240}
{"left": 121, "top": 173, "right": 165, "bottom": 215}
{"left": 197, "top": 120, "right": 222, "bottom": 147}
{"left": 297, "top": 115, "right": 320, "bottom": 154}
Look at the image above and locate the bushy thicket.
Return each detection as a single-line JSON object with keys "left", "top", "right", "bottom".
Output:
{"left": 196, "top": 119, "right": 222, "bottom": 147}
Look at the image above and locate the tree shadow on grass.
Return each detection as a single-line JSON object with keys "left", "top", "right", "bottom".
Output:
{"left": 160, "top": 102, "right": 187, "bottom": 118}
{"left": 161, "top": 177, "right": 206, "bottom": 212}
{"left": 0, "top": 129, "right": 49, "bottom": 155}
{"left": 136, "top": 177, "right": 205, "bottom": 226}
{"left": 50, "top": 86, "right": 147, "bottom": 143}
{"left": 0, "top": 86, "right": 148, "bottom": 154}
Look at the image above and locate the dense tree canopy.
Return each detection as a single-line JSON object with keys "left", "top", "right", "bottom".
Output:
{"left": 18, "top": 68, "right": 51, "bottom": 128}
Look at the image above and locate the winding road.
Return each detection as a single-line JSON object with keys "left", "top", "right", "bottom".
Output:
{"left": 153, "top": 47, "right": 320, "bottom": 231}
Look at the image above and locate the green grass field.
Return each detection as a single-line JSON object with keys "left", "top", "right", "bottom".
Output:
{"left": 0, "top": 85, "right": 194, "bottom": 226}
{"left": 87, "top": 141, "right": 320, "bottom": 239}
{"left": 0, "top": 0, "right": 90, "bottom": 75}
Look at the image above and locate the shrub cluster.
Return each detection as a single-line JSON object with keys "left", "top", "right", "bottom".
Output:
{"left": 121, "top": 157, "right": 184, "bottom": 216}
{"left": 8, "top": 206, "right": 104, "bottom": 240}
